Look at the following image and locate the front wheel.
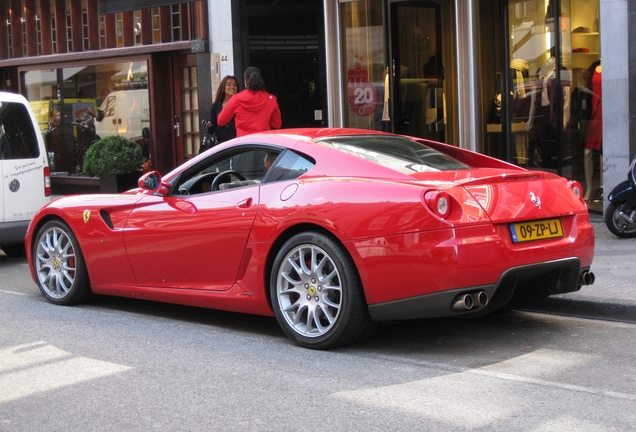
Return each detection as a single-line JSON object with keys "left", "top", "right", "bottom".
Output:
{"left": 605, "top": 201, "right": 636, "bottom": 238}
{"left": 33, "top": 220, "right": 92, "bottom": 305}
{"left": 270, "top": 232, "right": 376, "bottom": 349}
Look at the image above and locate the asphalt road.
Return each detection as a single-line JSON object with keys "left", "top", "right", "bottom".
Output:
{"left": 1, "top": 253, "right": 635, "bottom": 431}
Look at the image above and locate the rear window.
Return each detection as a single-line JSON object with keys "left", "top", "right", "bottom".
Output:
{"left": 0, "top": 101, "right": 40, "bottom": 160}
{"left": 265, "top": 150, "right": 315, "bottom": 182}
{"left": 314, "top": 135, "right": 468, "bottom": 174}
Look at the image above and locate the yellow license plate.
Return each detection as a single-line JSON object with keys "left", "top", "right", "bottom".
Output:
{"left": 510, "top": 218, "right": 564, "bottom": 243}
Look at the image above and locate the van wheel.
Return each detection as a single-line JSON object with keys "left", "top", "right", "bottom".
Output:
{"left": 33, "top": 220, "right": 92, "bottom": 305}
{"left": 1, "top": 243, "right": 26, "bottom": 257}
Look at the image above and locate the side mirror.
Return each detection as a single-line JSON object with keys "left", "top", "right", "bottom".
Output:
{"left": 138, "top": 171, "right": 169, "bottom": 195}
{"left": 95, "top": 109, "right": 104, "bottom": 121}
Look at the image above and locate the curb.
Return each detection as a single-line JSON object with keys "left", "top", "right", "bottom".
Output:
{"left": 519, "top": 297, "right": 636, "bottom": 324}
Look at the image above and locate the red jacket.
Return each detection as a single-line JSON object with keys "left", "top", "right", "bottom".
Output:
{"left": 217, "top": 90, "right": 282, "bottom": 137}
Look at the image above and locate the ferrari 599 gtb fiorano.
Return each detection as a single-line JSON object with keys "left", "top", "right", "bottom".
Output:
{"left": 26, "top": 129, "right": 595, "bottom": 349}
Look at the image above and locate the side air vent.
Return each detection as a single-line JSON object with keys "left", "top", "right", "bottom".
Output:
{"left": 100, "top": 210, "right": 114, "bottom": 229}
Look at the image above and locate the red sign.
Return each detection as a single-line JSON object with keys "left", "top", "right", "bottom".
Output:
{"left": 347, "top": 57, "right": 379, "bottom": 117}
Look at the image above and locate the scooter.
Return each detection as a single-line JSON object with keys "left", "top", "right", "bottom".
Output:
{"left": 605, "top": 156, "right": 636, "bottom": 237}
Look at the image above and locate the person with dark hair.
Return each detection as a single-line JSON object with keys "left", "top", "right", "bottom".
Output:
{"left": 205, "top": 75, "right": 238, "bottom": 144}
{"left": 217, "top": 66, "right": 282, "bottom": 136}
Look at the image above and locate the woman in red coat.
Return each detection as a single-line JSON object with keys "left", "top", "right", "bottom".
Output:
{"left": 217, "top": 66, "right": 282, "bottom": 136}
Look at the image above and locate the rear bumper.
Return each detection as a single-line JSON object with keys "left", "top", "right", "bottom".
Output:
{"left": 368, "top": 258, "right": 589, "bottom": 321}
{"left": 0, "top": 220, "right": 29, "bottom": 244}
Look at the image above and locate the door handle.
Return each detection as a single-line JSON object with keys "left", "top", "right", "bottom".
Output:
{"left": 237, "top": 197, "right": 253, "bottom": 208}
{"left": 174, "top": 122, "right": 180, "bottom": 137}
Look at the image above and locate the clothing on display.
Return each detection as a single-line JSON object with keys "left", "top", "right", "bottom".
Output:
{"left": 584, "top": 63, "right": 602, "bottom": 151}
{"left": 583, "top": 61, "right": 602, "bottom": 201}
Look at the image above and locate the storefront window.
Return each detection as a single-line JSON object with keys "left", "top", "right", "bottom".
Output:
{"left": 340, "top": 0, "right": 386, "bottom": 131}
{"left": 23, "top": 60, "right": 150, "bottom": 174}
{"left": 570, "top": 0, "right": 602, "bottom": 204}
{"left": 504, "top": 0, "right": 601, "bottom": 206}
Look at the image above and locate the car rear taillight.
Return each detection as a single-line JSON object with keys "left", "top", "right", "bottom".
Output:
{"left": 44, "top": 166, "right": 51, "bottom": 197}
{"left": 424, "top": 190, "right": 451, "bottom": 219}
{"left": 568, "top": 180, "right": 584, "bottom": 204}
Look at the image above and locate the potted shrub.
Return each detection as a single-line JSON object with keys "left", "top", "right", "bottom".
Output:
{"left": 82, "top": 135, "right": 146, "bottom": 193}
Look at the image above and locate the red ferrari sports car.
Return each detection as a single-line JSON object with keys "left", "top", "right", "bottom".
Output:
{"left": 26, "top": 128, "right": 595, "bottom": 349}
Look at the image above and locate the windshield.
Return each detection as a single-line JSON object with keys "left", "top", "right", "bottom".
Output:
{"left": 314, "top": 135, "right": 469, "bottom": 174}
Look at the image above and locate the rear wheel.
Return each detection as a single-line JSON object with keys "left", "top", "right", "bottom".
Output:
{"left": 33, "top": 220, "right": 92, "bottom": 305}
{"left": 605, "top": 201, "right": 636, "bottom": 238}
{"left": 270, "top": 232, "right": 375, "bottom": 349}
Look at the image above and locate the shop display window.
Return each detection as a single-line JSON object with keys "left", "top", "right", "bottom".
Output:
{"left": 498, "top": 0, "right": 602, "bottom": 207}
{"left": 340, "top": 0, "right": 387, "bottom": 131}
{"left": 23, "top": 61, "right": 150, "bottom": 175}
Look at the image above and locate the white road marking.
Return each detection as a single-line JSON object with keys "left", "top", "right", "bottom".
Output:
{"left": 0, "top": 342, "right": 132, "bottom": 403}
{"left": 0, "top": 289, "right": 29, "bottom": 296}
{"left": 334, "top": 349, "right": 636, "bottom": 429}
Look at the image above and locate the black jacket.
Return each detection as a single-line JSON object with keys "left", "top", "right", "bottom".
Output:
{"left": 207, "top": 101, "right": 237, "bottom": 143}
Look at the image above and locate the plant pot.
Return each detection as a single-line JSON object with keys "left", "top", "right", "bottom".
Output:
{"left": 99, "top": 172, "right": 142, "bottom": 193}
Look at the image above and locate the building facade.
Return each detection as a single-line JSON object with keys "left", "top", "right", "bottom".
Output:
{"left": 0, "top": 0, "right": 212, "bottom": 186}
{"left": 1, "top": 0, "right": 633, "bottom": 213}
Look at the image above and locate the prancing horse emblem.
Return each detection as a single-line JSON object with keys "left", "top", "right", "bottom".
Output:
{"left": 530, "top": 192, "right": 541, "bottom": 209}
{"left": 83, "top": 210, "right": 91, "bottom": 223}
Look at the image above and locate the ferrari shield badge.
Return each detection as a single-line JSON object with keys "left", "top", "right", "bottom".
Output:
{"left": 83, "top": 210, "right": 91, "bottom": 223}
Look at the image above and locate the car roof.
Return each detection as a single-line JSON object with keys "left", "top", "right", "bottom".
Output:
{"left": 0, "top": 91, "right": 29, "bottom": 104}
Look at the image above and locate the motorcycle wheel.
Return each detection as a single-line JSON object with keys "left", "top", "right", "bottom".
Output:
{"left": 604, "top": 201, "right": 636, "bottom": 238}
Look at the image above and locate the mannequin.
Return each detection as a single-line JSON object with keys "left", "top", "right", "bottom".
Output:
{"left": 583, "top": 60, "right": 602, "bottom": 200}
{"left": 539, "top": 49, "right": 571, "bottom": 129}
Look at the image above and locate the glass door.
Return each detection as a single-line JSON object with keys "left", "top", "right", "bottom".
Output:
{"left": 390, "top": 2, "right": 444, "bottom": 142}
{"left": 172, "top": 54, "right": 199, "bottom": 164}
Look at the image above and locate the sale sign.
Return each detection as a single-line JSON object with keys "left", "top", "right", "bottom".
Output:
{"left": 347, "top": 56, "right": 380, "bottom": 117}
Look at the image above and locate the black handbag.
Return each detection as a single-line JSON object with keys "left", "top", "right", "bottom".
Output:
{"left": 199, "top": 130, "right": 218, "bottom": 154}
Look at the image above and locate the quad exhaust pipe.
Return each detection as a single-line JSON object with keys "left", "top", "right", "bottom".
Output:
{"left": 451, "top": 290, "right": 489, "bottom": 312}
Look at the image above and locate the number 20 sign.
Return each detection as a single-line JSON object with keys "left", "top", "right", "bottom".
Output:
{"left": 348, "top": 82, "right": 379, "bottom": 117}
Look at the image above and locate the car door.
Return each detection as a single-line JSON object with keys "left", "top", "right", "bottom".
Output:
{"left": 123, "top": 185, "right": 259, "bottom": 290}
{"left": 123, "top": 145, "right": 273, "bottom": 290}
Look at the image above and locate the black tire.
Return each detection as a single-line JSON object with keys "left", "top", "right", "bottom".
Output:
{"left": 32, "top": 220, "right": 92, "bottom": 305}
{"left": 530, "top": 141, "right": 550, "bottom": 168}
{"left": 1, "top": 243, "right": 26, "bottom": 257}
{"left": 270, "top": 231, "right": 376, "bottom": 349}
{"left": 605, "top": 201, "right": 636, "bottom": 238}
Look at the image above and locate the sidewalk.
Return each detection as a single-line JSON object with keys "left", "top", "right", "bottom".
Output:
{"left": 522, "top": 213, "right": 636, "bottom": 322}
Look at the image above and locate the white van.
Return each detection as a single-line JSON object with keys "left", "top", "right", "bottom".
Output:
{"left": 94, "top": 89, "right": 150, "bottom": 140}
{"left": 0, "top": 92, "right": 51, "bottom": 256}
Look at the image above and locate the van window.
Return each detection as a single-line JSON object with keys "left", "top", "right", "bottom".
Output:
{"left": 0, "top": 102, "right": 41, "bottom": 160}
